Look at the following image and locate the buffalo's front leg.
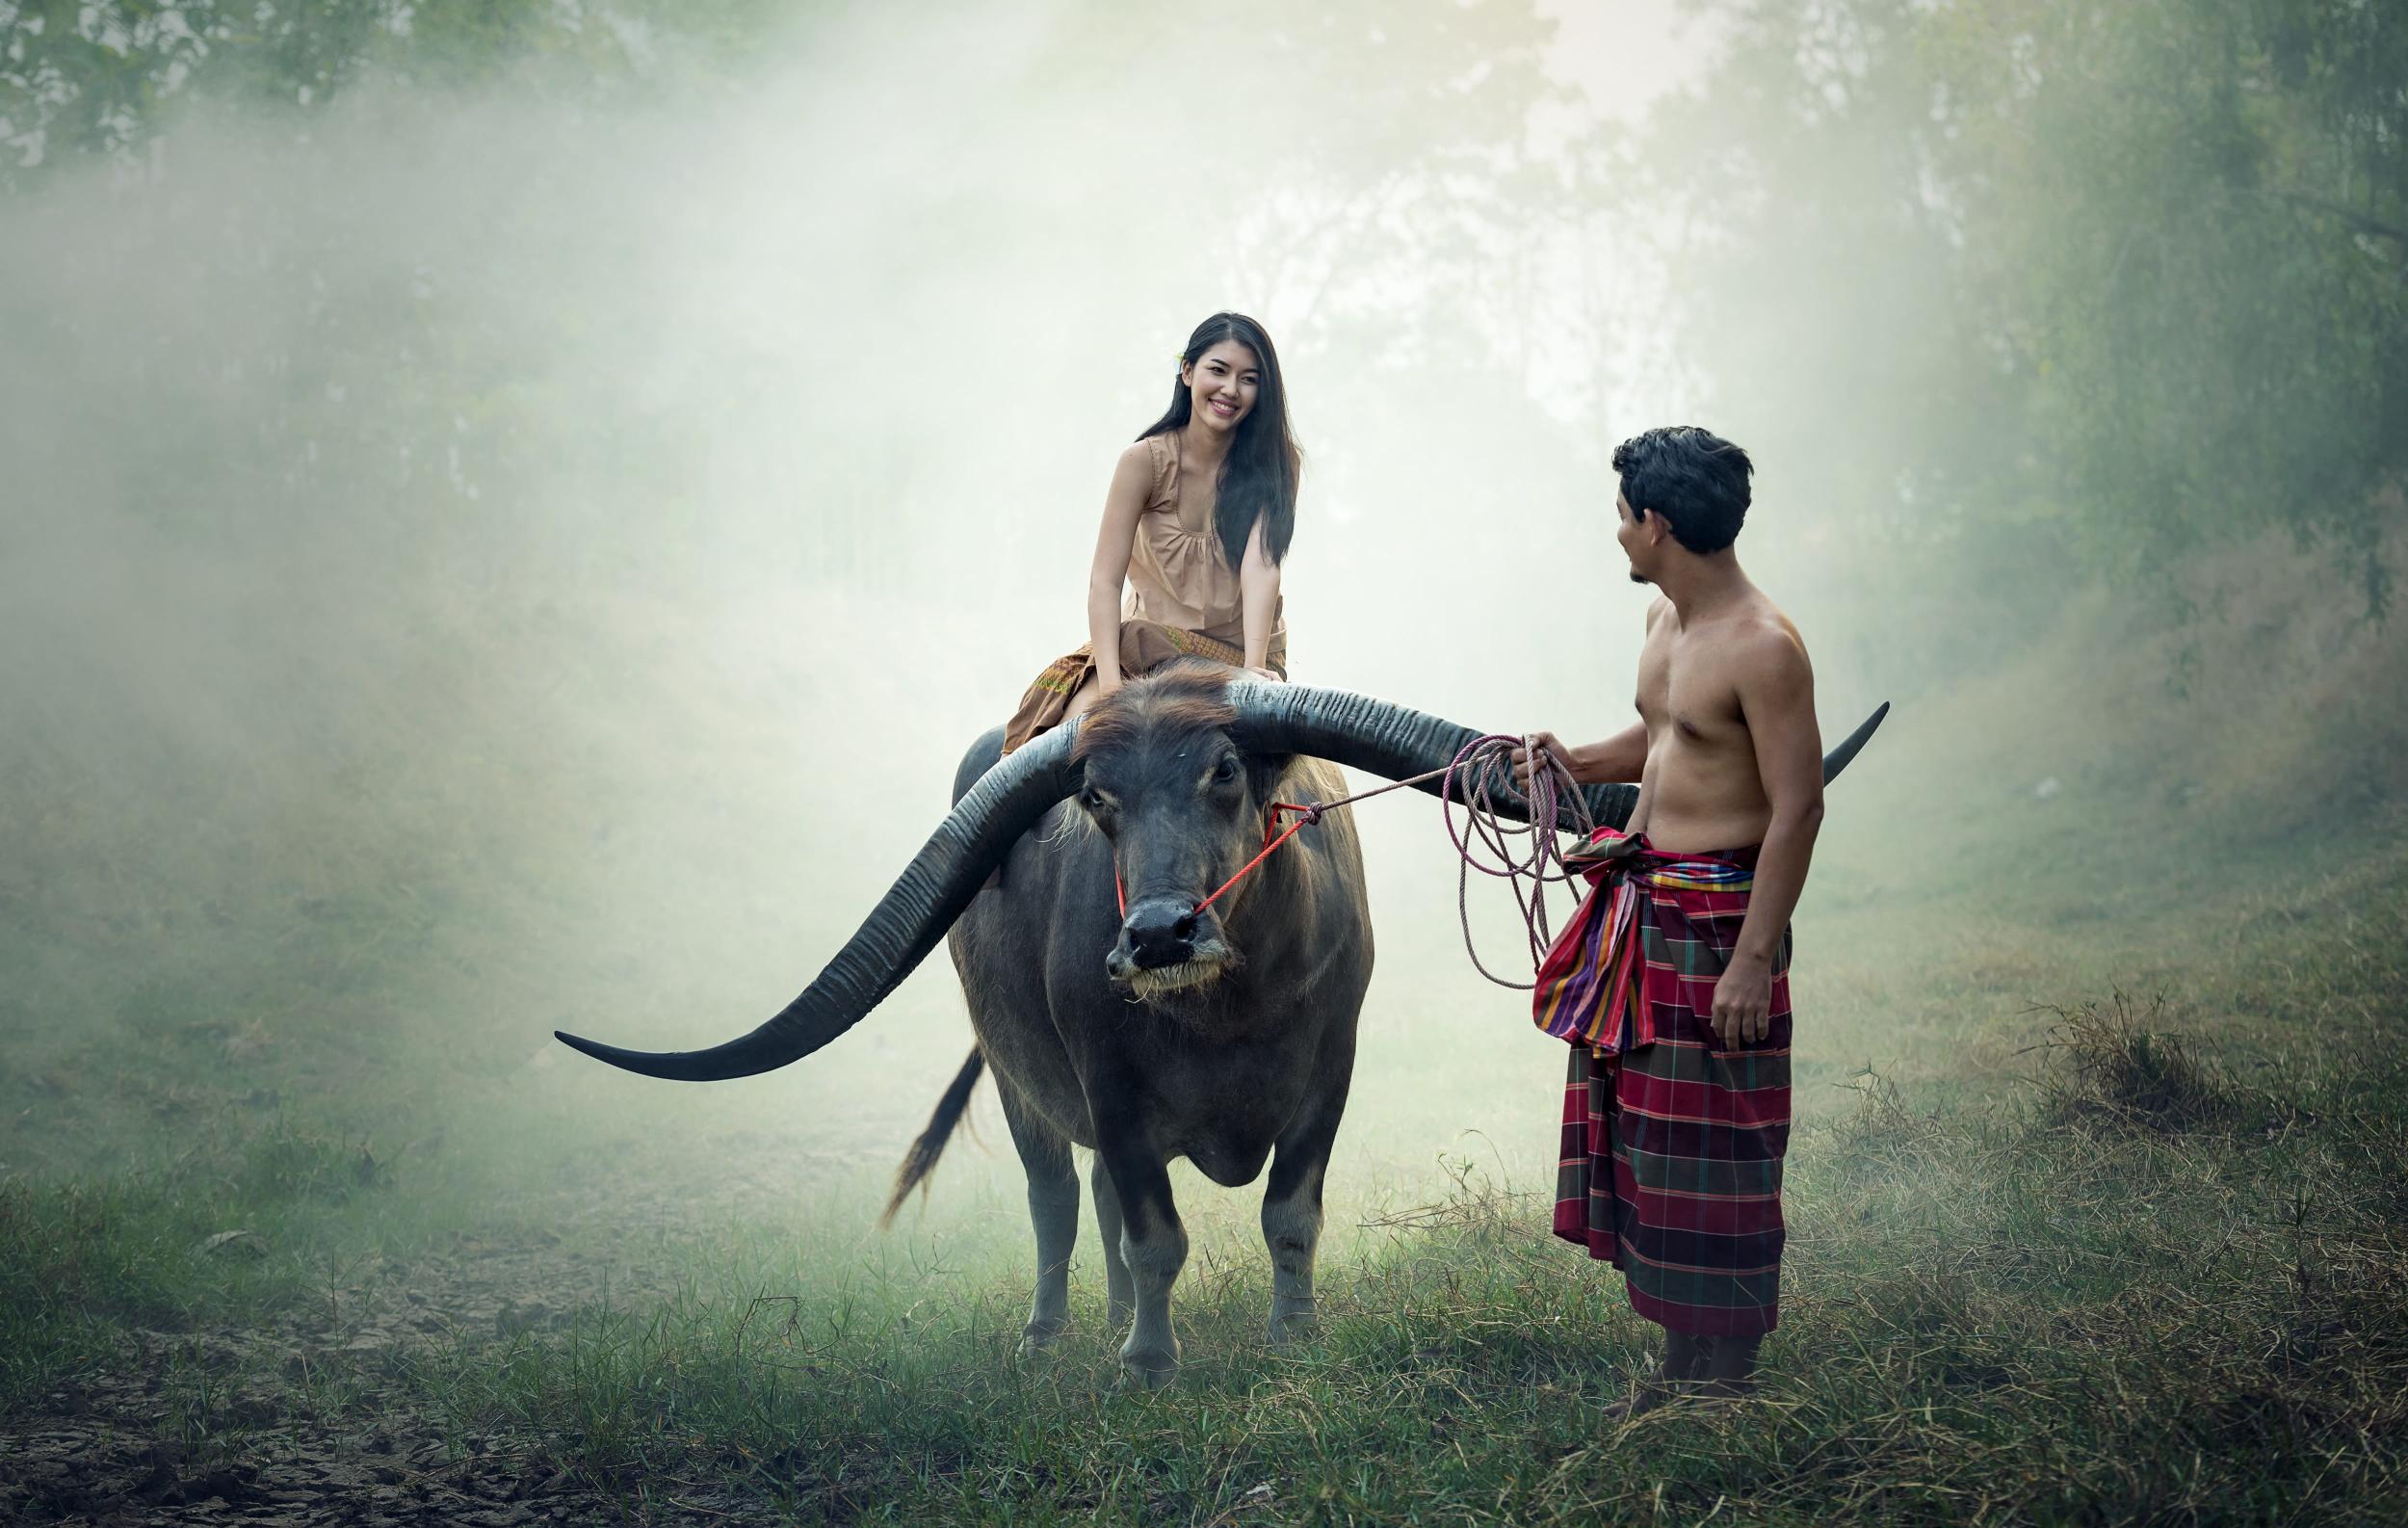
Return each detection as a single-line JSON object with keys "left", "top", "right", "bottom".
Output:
{"left": 1089, "top": 1153, "right": 1136, "bottom": 1332}
{"left": 1261, "top": 1067, "right": 1349, "bottom": 1346}
{"left": 1096, "top": 1134, "right": 1186, "bottom": 1387}
{"left": 998, "top": 1082, "right": 1079, "bottom": 1354}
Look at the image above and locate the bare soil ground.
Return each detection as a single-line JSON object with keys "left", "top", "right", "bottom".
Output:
{"left": 2, "top": 1225, "right": 727, "bottom": 1527}
{"left": 0, "top": 1120, "right": 910, "bottom": 1528}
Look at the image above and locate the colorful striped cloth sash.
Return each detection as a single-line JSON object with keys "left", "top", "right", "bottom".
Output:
{"left": 1531, "top": 826, "right": 1757, "bottom": 1054}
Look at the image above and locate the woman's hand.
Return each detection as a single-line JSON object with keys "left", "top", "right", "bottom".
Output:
{"left": 1244, "top": 666, "right": 1284, "bottom": 683}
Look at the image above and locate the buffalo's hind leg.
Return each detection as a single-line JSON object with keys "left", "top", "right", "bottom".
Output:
{"left": 997, "top": 1081, "right": 1079, "bottom": 1356}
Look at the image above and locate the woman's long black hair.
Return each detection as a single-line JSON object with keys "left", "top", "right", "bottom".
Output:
{"left": 1138, "top": 312, "right": 1301, "bottom": 570}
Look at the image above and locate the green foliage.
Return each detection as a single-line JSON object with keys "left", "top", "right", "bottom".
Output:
{"left": 1935, "top": 0, "right": 2408, "bottom": 607}
{"left": 0, "top": 0, "right": 788, "bottom": 190}
{"left": 1662, "top": 0, "right": 2406, "bottom": 646}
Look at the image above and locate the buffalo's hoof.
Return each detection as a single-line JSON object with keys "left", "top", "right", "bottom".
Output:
{"left": 1117, "top": 1348, "right": 1179, "bottom": 1389}
{"left": 1265, "top": 1312, "right": 1321, "bottom": 1349}
{"left": 1016, "top": 1320, "right": 1068, "bottom": 1360}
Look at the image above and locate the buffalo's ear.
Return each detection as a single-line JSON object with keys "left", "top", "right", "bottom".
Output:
{"left": 1244, "top": 751, "right": 1298, "bottom": 810}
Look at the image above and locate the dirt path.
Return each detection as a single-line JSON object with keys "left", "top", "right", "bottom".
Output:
{"left": 1, "top": 1129, "right": 914, "bottom": 1527}
{"left": 0, "top": 1225, "right": 752, "bottom": 1526}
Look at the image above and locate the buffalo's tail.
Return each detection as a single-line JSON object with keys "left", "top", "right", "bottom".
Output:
{"left": 878, "top": 1047, "right": 985, "bottom": 1228}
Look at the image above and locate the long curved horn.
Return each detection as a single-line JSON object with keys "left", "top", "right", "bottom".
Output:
{"left": 1819, "top": 700, "right": 1891, "bottom": 782}
{"left": 1226, "top": 682, "right": 1888, "bottom": 829}
{"left": 554, "top": 722, "right": 1084, "bottom": 1081}
{"left": 558, "top": 682, "right": 1889, "bottom": 1084}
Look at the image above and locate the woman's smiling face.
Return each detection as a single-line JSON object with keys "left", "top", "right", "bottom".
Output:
{"left": 1182, "top": 340, "right": 1261, "bottom": 434}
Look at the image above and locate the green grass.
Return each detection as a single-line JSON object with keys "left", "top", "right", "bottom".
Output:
{"left": 19, "top": 1001, "right": 2404, "bottom": 1522}
{"left": 0, "top": 1123, "right": 385, "bottom": 1410}
{"left": 375, "top": 955, "right": 2407, "bottom": 1523}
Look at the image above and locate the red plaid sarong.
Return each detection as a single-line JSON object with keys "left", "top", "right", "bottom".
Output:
{"left": 1535, "top": 827, "right": 1792, "bottom": 1336}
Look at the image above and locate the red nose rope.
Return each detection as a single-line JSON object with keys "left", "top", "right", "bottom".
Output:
{"left": 1112, "top": 734, "right": 1594, "bottom": 988}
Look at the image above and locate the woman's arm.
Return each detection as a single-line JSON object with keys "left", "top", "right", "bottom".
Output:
{"left": 1086, "top": 444, "right": 1152, "bottom": 694}
{"left": 1239, "top": 513, "right": 1281, "bottom": 675}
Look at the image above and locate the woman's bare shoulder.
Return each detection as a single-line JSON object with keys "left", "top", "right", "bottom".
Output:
{"left": 1113, "top": 435, "right": 1175, "bottom": 503}
{"left": 1103, "top": 437, "right": 1165, "bottom": 514}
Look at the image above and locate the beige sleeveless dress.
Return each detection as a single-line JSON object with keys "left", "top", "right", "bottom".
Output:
{"left": 1003, "top": 433, "right": 1289, "bottom": 752}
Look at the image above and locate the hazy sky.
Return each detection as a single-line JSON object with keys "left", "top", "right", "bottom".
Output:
{"left": 1538, "top": 0, "right": 1724, "bottom": 127}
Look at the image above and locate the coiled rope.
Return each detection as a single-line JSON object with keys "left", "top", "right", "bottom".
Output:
{"left": 1168, "top": 734, "right": 1596, "bottom": 989}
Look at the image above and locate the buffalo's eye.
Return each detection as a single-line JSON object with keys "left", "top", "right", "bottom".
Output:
{"left": 1212, "top": 756, "right": 1241, "bottom": 785}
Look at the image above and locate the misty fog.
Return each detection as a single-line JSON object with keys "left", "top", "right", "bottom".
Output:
{"left": 4, "top": 0, "right": 2399, "bottom": 1260}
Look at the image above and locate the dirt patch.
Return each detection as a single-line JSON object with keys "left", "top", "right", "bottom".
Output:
{"left": 1, "top": 1076, "right": 932, "bottom": 1524}
{"left": 1, "top": 1224, "right": 754, "bottom": 1526}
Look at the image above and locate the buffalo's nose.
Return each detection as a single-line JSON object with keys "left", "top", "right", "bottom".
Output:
{"left": 1117, "top": 899, "right": 1198, "bottom": 970}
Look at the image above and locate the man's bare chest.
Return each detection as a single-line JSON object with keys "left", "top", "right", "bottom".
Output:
{"left": 1636, "top": 635, "right": 1743, "bottom": 745}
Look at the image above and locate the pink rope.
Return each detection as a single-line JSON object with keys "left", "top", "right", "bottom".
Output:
{"left": 1438, "top": 736, "right": 1595, "bottom": 989}
{"left": 1196, "top": 736, "right": 1593, "bottom": 990}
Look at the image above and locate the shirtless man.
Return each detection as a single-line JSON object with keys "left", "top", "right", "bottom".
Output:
{"left": 1515, "top": 425, "right": 1822, "bottom": 1412}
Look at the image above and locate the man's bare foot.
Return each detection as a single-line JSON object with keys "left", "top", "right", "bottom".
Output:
{"left": 1601, "top": 1378, "right": 1686, "bottom": 1420}
{"left": 1704, "top": 1333, "right": 1762, "bottom": 1393}
{"left": 1603, "top": 1332, "right": 1715, "bottom": 1420}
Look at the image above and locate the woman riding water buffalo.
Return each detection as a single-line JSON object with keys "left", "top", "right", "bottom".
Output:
{"left": 1001, "top": 311, "right": 1299, "bottom": 752}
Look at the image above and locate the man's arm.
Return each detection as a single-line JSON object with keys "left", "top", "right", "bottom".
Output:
{"left": 1711, "top": 629, "right": 1824, "bottom": 1047}
{"left": 1516, "top": 722, "right": 1647, "bottom": 787}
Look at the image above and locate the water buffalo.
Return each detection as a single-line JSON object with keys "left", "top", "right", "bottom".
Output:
{"left": 557, "top": 666, "right": 1885, "bottom": 1385}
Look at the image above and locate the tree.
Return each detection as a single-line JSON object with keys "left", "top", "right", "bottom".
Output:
{"left": 1623, "top": 0, "right": 2406, "bottom": 642}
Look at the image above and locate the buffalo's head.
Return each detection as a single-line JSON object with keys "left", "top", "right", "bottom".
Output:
{"left": 1072, "top": 664, "right": 1294, "bottom": 997}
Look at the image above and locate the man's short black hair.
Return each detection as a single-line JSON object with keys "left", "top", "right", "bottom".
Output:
{"left": 1611, "top": 426, "right": 1754, "bottom": 554}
